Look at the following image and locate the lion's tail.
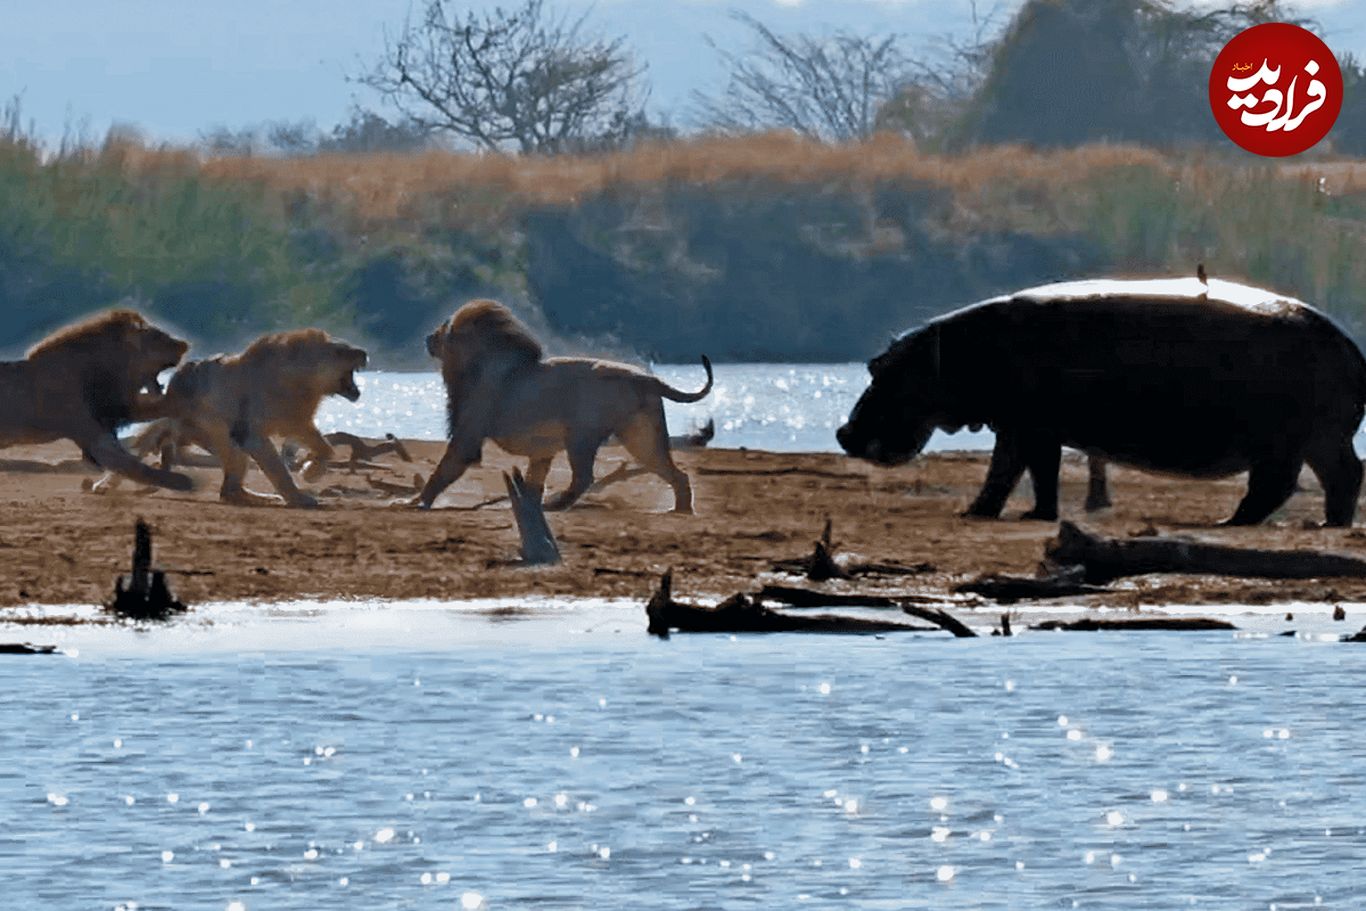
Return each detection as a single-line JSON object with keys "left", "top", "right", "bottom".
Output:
{"left": 654, "top": 355, "right": 714, "bottom": 403}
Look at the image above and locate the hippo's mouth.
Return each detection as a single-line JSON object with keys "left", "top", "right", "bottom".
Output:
{"left": 838, "top": 421, "right": 933, "bottom": 466}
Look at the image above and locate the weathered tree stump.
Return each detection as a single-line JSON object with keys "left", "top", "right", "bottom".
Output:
{"left": 504, "top": 469, "right": 561, "bottom": 565}
{"left": 107, "top": 519, "right": 186, "bottom": 620}
{"left": 1047, "top": 521, "right": 1366, "bottom": 584}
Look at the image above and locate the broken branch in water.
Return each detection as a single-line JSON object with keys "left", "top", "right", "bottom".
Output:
{"left": 1047, "top": 521, "right": 1366, "bottom": 584}
{"left": 106, "top": 519, "right": 187, "bottom": 621}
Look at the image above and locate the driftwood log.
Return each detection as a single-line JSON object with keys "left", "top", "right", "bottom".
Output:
{"left": 646, "top": 572, "right": 975, "bottom": 638}
{"left": 771, "top": 519, "right": 934, "bottom": 581}
{"left": 107, "top": 519, "right": 186, "bottom": 620}
{"left": 1048, "top": 521, "right": 1366, "bottom": 584}
{"left": 1032, "top": 616, "right": 1236, "bottom": 632}
{"left": 955, "top": 570, "right": 1110, "bottom": 603}
{"left": 752, "top": 584, "right": 977, "bottom": 636}
{"left": 0, "top": 643, "right": 58, "bottom": 655}
{"left": 645, "top": 571, "right": 935, "bottom": 638}
{"left": 504, "top": 469, "right": 561, "bottom": 565}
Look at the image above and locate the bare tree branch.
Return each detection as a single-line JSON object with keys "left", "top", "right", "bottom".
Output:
{"left": 693, "top": 13, "right": 916, "bottom": 142}
{"left": 360, "top": 0, "right": 647, "bottom": 154}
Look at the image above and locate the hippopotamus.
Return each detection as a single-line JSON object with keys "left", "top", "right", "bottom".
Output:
{"left": 836, "top": 277, "right": 1366, "bottom": 526}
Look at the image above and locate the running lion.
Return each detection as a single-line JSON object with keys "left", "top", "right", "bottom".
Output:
{"left": 95, "top": 329, "right": 368, "bottom": 507}
{"left": 0, "top": 309, "right": 192, "bottom": 490}
{"left": 415, "top": 299, "right": 713, "bottom": 512}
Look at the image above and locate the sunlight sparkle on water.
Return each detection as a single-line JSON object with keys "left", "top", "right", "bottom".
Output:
{"left": 937, "top": 865, "right": 956, "bottom": 882}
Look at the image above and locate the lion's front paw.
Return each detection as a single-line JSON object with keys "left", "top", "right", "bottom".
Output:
{"left": 287, "top": 492, "right": 321, "bottom": 509}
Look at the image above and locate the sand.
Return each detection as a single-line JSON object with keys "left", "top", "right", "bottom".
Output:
{"left": 1, "top": 438, "right": 1365, "bottom": 617}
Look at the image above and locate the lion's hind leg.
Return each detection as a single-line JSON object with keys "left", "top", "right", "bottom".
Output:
{"left": 617, "top": 408, "right": 693, "bottom": 513}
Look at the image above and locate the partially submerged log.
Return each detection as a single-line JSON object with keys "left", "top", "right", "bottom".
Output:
{"left": 1047, "top": 521, "right": 1366, "bottom": 584}
{"left": 1032, "top": 616, "right": 1236, "bottom": 632}
{"left": 107, "top": 519, "right": 187, "bottom": 621}
{"left": 751, "top": 583, "right": 977, "bottom": 637}
{"left": 645, "top": 571, "right": 933, "bottom": 638}
{"left": 0, "top": 643, "right": 58, "bottom": 655}
{"left": 955, "top": 571, "right": 1109, "bottom": 603}
{"left": 504, "top": 469, "right": 561, "bottom": 565}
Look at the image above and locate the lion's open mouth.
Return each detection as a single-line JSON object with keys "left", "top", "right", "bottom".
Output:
{"left": 139, "top": 362, "right": 178, "bottom": 398}
{"left": 338, "top": 370, "right": 362, "bottom": 402}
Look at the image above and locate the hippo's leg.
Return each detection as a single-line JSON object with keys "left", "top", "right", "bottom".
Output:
{"left": 964, "top": 431, "right": 1026, "bottom": 518}
{"left": 1224, "top": 458, "right": 1302, "bottom": 526}
{"left": 1021, "top": 442, "right": 1062, "bottom": 521}
{"left": 1085, "top": 455, "right": 1112, "bottom": 512}
{"left": 1306, "top": 438, "right": 1362, "bottom": 527}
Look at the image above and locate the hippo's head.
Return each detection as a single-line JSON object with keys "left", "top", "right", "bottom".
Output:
{"left": 837, "top": 327, "right": 943, "bottom": 465}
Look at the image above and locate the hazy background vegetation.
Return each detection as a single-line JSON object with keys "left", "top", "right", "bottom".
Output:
{"left": 2, "top": 0, "right": 1364, "bottom": 364}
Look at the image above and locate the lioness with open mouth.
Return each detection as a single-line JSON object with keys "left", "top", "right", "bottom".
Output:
{"left": 94, "top": 328, "right": 367, "bottom": 507}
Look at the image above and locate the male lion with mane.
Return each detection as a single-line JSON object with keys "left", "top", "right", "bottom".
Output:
{"left": 415, "top": 299, "right": 713, "bottom": 512}
{"left": 0, "top": 309, "right": 192, "bottom": 490}
{"left": 95, "top": 328, "right": 367, "bottom": 507}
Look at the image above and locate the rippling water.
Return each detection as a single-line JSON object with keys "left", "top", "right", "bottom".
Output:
{"left": 5, "top": 602, "right": 1364, "bottom": 909}
{"left": 316, "top": 365, "right": 998, "bottom": 454}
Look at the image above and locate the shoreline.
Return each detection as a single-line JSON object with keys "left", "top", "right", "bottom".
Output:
{"left": 3, "top": 439, "right": 1366, "bottom": 617}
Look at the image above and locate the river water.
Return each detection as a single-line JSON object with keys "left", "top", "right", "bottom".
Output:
{"left": 316, "top": 364, "right": 999, "bottom": 454}
{"left": 12, "top": 363, "right": 1366, "bottom": 908}
{"left": 4, "top": 601, "right": 1364, "bottom": 910}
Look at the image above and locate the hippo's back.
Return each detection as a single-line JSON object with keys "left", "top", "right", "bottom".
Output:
{"left": 944, "top": 278, "right": 1366, "bottom": 475}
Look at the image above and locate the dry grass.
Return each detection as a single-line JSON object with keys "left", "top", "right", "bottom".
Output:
{"left": 200, "top": 132, "right": 1173, "bottom": 222}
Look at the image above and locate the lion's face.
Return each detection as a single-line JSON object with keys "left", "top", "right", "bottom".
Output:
{"left": 130, "top": 323, "right": 191, "bottom": 397}
{"left": 426, "top": 322, "right": 450, "bottom": 361}
{"left": 328, "top": 341, "right": 368, "bottom": 402}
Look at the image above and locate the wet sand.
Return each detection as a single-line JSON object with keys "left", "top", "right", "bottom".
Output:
{"left": 2, "top": 439, "right": 1365, "bottom": 615}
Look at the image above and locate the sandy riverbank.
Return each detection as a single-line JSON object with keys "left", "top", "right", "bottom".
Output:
{"left": 2, "top": 439, "right": 1365, "bottom": 615}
